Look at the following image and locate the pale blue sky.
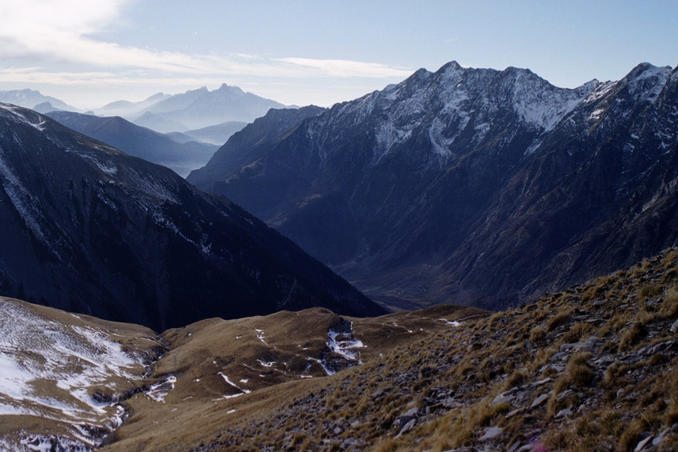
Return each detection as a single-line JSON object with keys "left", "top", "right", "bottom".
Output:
{"left": 0, "top": 0, "right": 676, "bottom": 108}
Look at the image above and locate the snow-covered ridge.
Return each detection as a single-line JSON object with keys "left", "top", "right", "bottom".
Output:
{"left": 509, "top": 69, "right": 597, "bottom": 132}
{"left": 306, "top": 61, "right": 676, "bottom": 163}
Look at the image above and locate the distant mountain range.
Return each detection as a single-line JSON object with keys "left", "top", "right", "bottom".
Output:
{"left": 0, "top": 88, "right": 78, "bottom": 112}
{"left": 91, "top": 84, "right": 285, "bottom": 133}
{"left": 0, "top": 85, "right": 284, "bottom": 136}
{"left": 0, "top": 103, "right": 383, "bottom": 330}
{"left": 189, "top": 61, "right": 678, "bottom": 310}
{"left": 46, "top": 111, "right": 218, "bottom": 177}
{"left": 93, "top": 92, "right": 171, "bottom": 118}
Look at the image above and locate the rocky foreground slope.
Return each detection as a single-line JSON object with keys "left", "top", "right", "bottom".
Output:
{"left": 192, "top": 249, "right": 678, "bottom": 452}
{"left": 1, "top": 249, "right": 677, "bottom": 451}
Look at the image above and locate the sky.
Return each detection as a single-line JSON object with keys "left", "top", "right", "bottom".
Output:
{"left": 0, "top": 0, "right": 676, "bottom": 109}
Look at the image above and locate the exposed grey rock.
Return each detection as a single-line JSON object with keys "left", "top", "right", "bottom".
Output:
{"left": 573, "top": 336, "right": 603, "bottom": 352}
{"left": 491, "top": 393, "right": 511, "bottom": 407}
{"left": 634, "top": 435, "right": 653, "bottom": 451}
{"left": 652, "top": 428, "right": 669, "bottom": 446}
{"left": 555, "top": 408, "right": 573, "bottom": 418}
{"left": 530, "top": 393, "right": 549, "bottom": 409}
{"left": 402, "top": 407, "right": 418, "bottom": 418}
{"left": 371, "top": 388, "right": 385, "bottom": 398}
{"left": 531, "top": 378, "right": 552, "bottom": 387}
{"left": 395, "top": 419, "right": 416, "bottom": 438}
{"left": 479, "top": 426, "right": 503, "bottom": 441}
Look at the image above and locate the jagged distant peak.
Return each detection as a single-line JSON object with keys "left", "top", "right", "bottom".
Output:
{"left": 217, "top": 82, "right": 242, "bottom": 91}
{"left": 145, "top": 92, "right": 168, "bottom": 101}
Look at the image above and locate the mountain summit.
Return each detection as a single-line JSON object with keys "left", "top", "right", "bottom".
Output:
{"left": 189, "top": 61, "right": 678, "bottom": 310}
{"left": 0, "top": 88, "right": 78, "bottom": 112}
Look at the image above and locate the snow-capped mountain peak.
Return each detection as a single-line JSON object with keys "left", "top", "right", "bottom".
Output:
{"left": 621, "top": 62, "right": 672, "bottom": 103}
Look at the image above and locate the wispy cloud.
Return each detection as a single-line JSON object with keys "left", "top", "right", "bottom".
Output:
{"left": 275, "top": 58, "right": 412, "bottom": 78}
{"left": 0, "top": 0, "right": 411, "bottom": 79}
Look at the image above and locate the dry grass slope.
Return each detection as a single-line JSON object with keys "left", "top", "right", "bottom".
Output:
{"left": 178, "top": 248, "right": 678, "bottom": 451}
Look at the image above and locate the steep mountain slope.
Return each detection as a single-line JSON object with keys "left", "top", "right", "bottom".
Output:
{"left": 0, "top": 89, "right": 77, "bottom": 112}
{"left": 188, "top": 105, "right": 326, "bottom": 189}
{"left": 189, "top": 61, "right": 678, "bottom": 310}
{"left": 0, "top": 103, "right": 383, "bottom": 331}
{"left": 131, "top": 84, "right": 285, "bottom": 132}
{"left": 46, "top": 111, "right": 218, "bottom": 177}
{"left": 3, "top": 249, "right": 675, "bottom": 451}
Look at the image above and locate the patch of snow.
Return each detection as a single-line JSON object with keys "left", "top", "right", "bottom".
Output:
{"left": 0, "top": 147, "right": 52, "bottom": 250}
{"left": 374, "top": 121, "right": 412, "bottom": 159}
{"left": 0, "top": 104, "right": 47, "bottom": 131}
{"left": 584, "top": 81, "right": 616, "bottom": 103}
{"left": 439, "top": 318, "right": 462, "bottom": 327}
{"left": 306, "top": 356, "right": 334, "bottom": 376}
{"left": 589, "top": 108, "right": 606, "bottom": 121}
{"left": 428, "top": 117, "right": 454, "bottom": 157}
{"left": 257, "top": 359, "right": 275, "bottom": 368}
{"left": 18, "top": 434, "right": 89, "bottom": 452}
{"left": 255, "top": 329, "right": 267, "bottom": 345}
{"left": 0, "top": 298, "right": 149, "bottom": 447}
{"left": 145, "top": 375, "right": 176, "bottom": 403}
{"left": 512, "top": 85, "right": 584, "bottom": 131}
{"left": 626, "top": 65, "right": 671, "bottom": 103}
{"left": 327, "top": 326, "right": 365, "bottom": 362}
{"left": 524, "top": 139, "right": 542, "bottom": 156}
{"left": 218, "top": 373, "right": 250, "bottom": 395}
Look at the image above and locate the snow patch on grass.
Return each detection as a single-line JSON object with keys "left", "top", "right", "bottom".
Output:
{"left": 145, "top": 375, "right": 176, "bottom": 403}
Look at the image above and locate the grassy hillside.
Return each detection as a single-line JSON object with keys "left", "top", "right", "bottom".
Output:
{"left": 168, "top": 249, "right": 678, "bottom": 451}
